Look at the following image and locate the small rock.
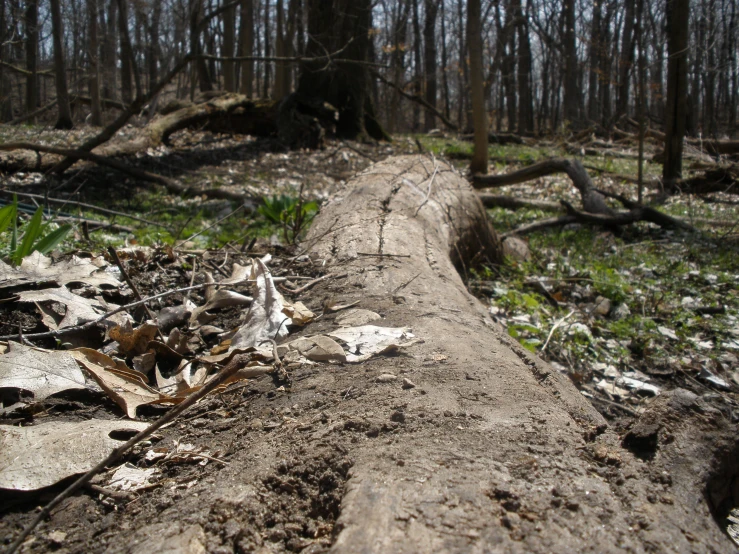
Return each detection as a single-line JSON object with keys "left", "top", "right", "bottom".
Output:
{"left": 593, "top": 296, "right": 611, "bottom": 317}
{"left": 610, "top": 303, "right": 631, "bottom": 320}
{"left": 502, "top": 236, "right": 531, "bottom": 262}
{"left": 402, "top": 378, "right": 416, "bottom": 389}
{"left": 376, "top": 373, "right": 397, "bottom": 383}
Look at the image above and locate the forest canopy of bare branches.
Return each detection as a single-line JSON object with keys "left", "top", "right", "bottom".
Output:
{"left": 0, "top": 0, "right": 736, "bottom": 138}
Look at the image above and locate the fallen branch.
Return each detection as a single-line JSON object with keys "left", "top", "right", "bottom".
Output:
{"left": 0, "top": 283, "right": 210, "bottom": 342}
{"left": 501, "top": 216, "right": 577, "bottom": 237}
{"left": 478, "top": 193, "right": 562, "bottom": 212}
{"left": 472, "top": 158, "right": 612, "bottom": 215}
{"left": 0, "top": 190, "right": 170, "bottom": 228}
{"left": 0, "top": 141, "right": 182, "bottom": 190}
{"left": 560, "top": 200, "right": 697, "bottom": 232}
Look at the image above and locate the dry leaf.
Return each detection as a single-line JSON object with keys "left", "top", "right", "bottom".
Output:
{"left": 0, "top": 419, "right": 148, "bottom": 490}
{"left": 230, "top": 259, "right": 291, "bottom": 350}
{"left": 328, "top": 325, "right": 417, "bottom": 362}
{"left": 109, "top": 321, "right": 159, "bottom": 356}
{"left": 71, "top": 348, "right": 164, "bottom": 419}
{"left": 220, "top": 263, "right": 251, "bottom": 285}
{"left": 0, "top": 252, "right": 121, "bottom": 291}
{"left": 107, "top": 463, "right": 159, "bottom": 492}
{"left": 17, "top": 287, "right": 107, "bottom": 329}
{"left": 285, "top": 336, "right": 346, "bottom": 362}
{"left": 282, "top": 301, "right": 315, "bottom": 325}
{"left": 190, "top": 289, "right": 253, "bottom": 326}
{"left": 0, "top": 342, "right": 86, "bottom": 400}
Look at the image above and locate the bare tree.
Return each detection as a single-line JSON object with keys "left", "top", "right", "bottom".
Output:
{"left": 663, "top": 0, "right": 690, "bottom": 186}
{"left": 423, "top": 0, "right": 440, "bottom": 131}
{"left": 239, "top": 0, "right": 254, "bottom": 96}
{"left": 468, "top": 0, "right": 487, "bottom": 174}
{"left": 50, "top": 0, "right": 73, "bottom": 129}
{"left": 87, "top": 0, "right": 103, "bottom": 125}
{"left": 24, "top": 0, "right": 38, "bottom": 120}
{"left": 223, "top": 0, "right": 236, "bottom": 91}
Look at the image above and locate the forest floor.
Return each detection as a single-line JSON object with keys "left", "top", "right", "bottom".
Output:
{"left": 1, "top": 126, "right": 738, "bottom": 552}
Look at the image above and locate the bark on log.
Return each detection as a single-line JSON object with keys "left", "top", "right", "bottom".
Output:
{"left": 305, "top": 156, "right": 734, "bottom": 552}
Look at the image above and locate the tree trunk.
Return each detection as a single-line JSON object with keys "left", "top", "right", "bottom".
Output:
{"left": 587, "top": 0, "right": 601, "bottom": 123}
{"left": 562, "top": 0, "right": 579, "bottom": 128}
{"left": 273, "top": 0, "right": 287, "bottom": 99}
{"left": 295, "top": 0, "right": 387, "bottom": 141}
{"left": 24, "top": 0, "right": 38, "bottom": 121}
{"left": 412, "top": 0, "right": 422, "bottom": 131}
{"left": 422, "top": 0, "right": 440, "bottom": 131}
{"left": 118, "top": 0, "right": 133, "bottom": 104}
{"left": 0, "top": 0, "right": 13, "bottom": 122}
{"left": 238, "top": 0, "right": 254, "bottom": 97}
{"left": 222, "top": 1, "right": 236, "bottom": 92}
{"left": 148, "top": 0, "right": 162, "bottom": 94}
{"left": 102, "top": 0, "right": 118, "bottom": 101}
{"left": 616, "top": 0, "right": 636, "bottom": 120}
{"left": 50, "top": 0, "right": 73, "bottom": 129}
{"left": 515, "top": 0, "right": 533, "bottom": 134}
{"left": 663, "top": 0, "right": 690, "bottom": 186}
{"left": 87, "top": 0, "right": 103, "bottom": 126}
{"left": 468, "top": 0, "right": 487, "bottom": 174}
{"left": 190, "top": 0, "right": 213, "bottom": 97}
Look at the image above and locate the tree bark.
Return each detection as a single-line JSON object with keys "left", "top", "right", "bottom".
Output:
{"left": 87, "top": 0, "right": 103, "bottom": 126}
{"left": 295, "top": 0, "right": 387, "bottom": 141}
{"left": 222, "top": 1, "right": 236, "bottom": 92}
{"left": 50, "top": 0, "right": 73, "bottom": 129}
{"left": 238, "top": 0, "right": 254, "bottom": 97}
{"left": 663, "top": 0, "right": 690, "bottom": 187}
{"left": 24, "top": 0, "right": 38, "bottom": 121}
{"left": 562, "top": 0, "right": 579, "bottom": 128}
{"left": 422, "top": 0, "right": 440, "bottom": 131}
{"left": 0, "top": 0, "right": 12, "bottom": 122}
{"left": 148, "top": 0, "right": 162, "bottom": 94}
{"left": 467, "top": 0, "right": 487, "bottom": 174}
{"left": 118, "top": 0, "right": 134, "bottom": 104}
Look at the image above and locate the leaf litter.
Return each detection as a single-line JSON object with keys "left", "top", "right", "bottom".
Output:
{"left": 0, "top": 242, "right": 414, "bottom": 494}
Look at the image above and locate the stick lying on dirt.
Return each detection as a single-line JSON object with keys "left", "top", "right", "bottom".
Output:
{"left": 2, "top": 352, "right": 258, "bottom": 554}
{"left": 0, "top": 283, "right": 210, "bottom": 342}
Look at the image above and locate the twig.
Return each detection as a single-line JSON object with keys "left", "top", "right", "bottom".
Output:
{"left": 2, "top": 353, "right": 252, "bottom": 554}
{"left": 279, "top": 273, "right": 338, "bottom": 295}
{"left": 0, "top": 191, "right": 169, "bottom": 229}
{"left": 173, "top": 205, "right": 244, "bottom": 250}
{"left": 0, "top": 284, "right": 210, "bottom": 342}
{"left": 414, "top": 158, "right": 439, "bottom": 216}
{"left": 107, "top": 247, "right": 163, "bottom": 341}
{"left": 542, "top": 310, "right": 575, "bottom": 352}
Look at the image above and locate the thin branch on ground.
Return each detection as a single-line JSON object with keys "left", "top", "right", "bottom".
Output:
{"left": 0, "top": 284, "right": 210, "bottom": 342}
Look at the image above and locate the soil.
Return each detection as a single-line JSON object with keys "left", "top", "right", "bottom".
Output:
{"left": 0, "top": 141, "right": 738, "bottom": 553}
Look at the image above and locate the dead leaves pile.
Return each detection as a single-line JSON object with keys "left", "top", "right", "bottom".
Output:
{"left": 0, "top": 247, "right": 417, "bottom": 492}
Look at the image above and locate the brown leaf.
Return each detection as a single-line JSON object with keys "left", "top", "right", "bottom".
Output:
{"left": 70, "top": 348, "right": 165, "bottom": 419}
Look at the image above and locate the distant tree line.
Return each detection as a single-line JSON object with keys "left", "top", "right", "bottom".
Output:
{"left": 0, "top": 0, "right": 735, "bottom": 138}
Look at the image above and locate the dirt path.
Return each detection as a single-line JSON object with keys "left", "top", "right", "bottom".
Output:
{"left": 2, "top": 155, "right": 736, "bottom": 553}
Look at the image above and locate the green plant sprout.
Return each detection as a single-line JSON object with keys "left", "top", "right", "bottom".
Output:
{"left": 258, "top": 187, "right": 318, "bottom": 244}
{"left": 0, "top": 196, "right": 73, "bottom": 266}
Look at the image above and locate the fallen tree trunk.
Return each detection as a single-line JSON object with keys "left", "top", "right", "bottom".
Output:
{"left": 0, "top": 94, "right": 279, "bottom": 174}
{"left": 17, "top": 155, "right": 731, "bottom": 553}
